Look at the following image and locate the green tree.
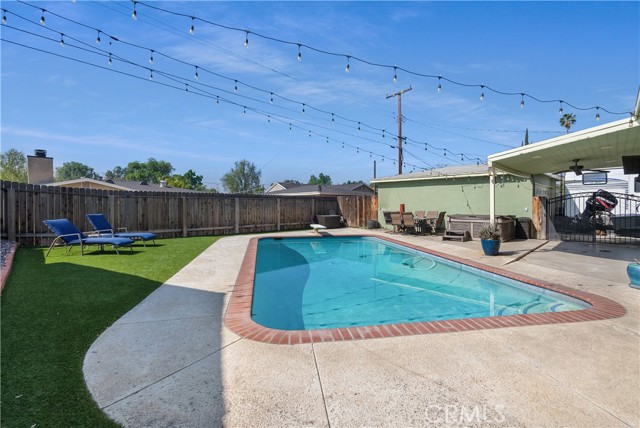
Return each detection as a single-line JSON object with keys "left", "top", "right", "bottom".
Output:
{"left": 308, "top": 173, "right": 332, "bottom": 185}
{"left": 560, "top": 113, "right": 576, "bottom": 133}
{"left": 166, "top": 169, "right": 206, "bottom": 190}
{"left": 221, "top": 159, "right": 263, "bottom": 194}
{"left": 55, "top": 161, "right": 101, "bottom": 181}
{"left": 0, "top": 148, "right": 28, "bottom": 182}
{"left": 104, "top": 166, "right": 126, "bottom": 180}
{"left": 124, "top": 158, "right": 173, "bottom": 183}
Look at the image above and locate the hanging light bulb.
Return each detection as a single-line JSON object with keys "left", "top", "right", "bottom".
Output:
{"left": 189, "top": 17, "right": 195, "bottom": 35}
{"left": 358, "top": 122, "right": 361, "bottom": 131}
{"left": 393, "top": 66, "right": 398, "bottom": 83}
{"left": 331, "top": 113, "right": 335, "bottom": 122}
{"left": 267, "top": 115, "right": 271, "bottom": 123}
{"left": 289, "top": 123, "right": 292, "bottom": 131}
{"left": 2, "top": 10, "right": 6, "bottom": 25}
{"left": 382, "top": 130, "right": 385, "bottom": 138}
{"left": 96, "top": 30, "right": 101, "bottom": 44}
{"left": 149, "top": 50, "right": 154, "bottom": 64}
{"left": 520, "top": 93, "right": 525, "bottom": 108}
{"left": 595, "top": 107, "right": 600, "bottom": 121}
{"left": 302, "top": 103, "right": 305, "bottom": 114}
{"left": 424, "top": 143, "right": 427, "bottom": 151}
{"left": 194, "top": 66, "right": 199, "bottom": 80}
{"left": 437, "top": 76, "right": 442, "bottom": 93}
{"left": 243, "top": 107, "right": 246, "bottom": 115}
{"left": 216, "top": 96, "right": 219, "bottom": 104}
{"left": 480, "top": 85, "right": 485, "bottom": 101}
{"left": 185, "top": 83, "right": 189, "bottom": 92}
{"left": 297, "top": 44, "right": 302, "bottom": 61}
{"left": 326, "top": 137, "right": 329, "bottom": 144}
{"left": 149, "top": 69, "right": 153, "bottom": 80}
{"left": 270, "top": 93, "right": 274, "bottom": 103}
{"left": 309, "top": 131, "right": 312, "bottom": 138}
{"left": 357, "top": 147, "right": 359, "bottom": 154}
{"left": 108, "top": 53, "right": 112, "bottom": 65}
{"left": 244, "top": 31, "right": 249, "bottom": 48}
{"left": 345, "top": 56, "right": 350, "bottom": 73}
{"left": 234, "top": 80, "right": 238, "bottom": 92}
{"left": 40, "top": 9, "right": 46, "bottom": 25}
{"left": 559, "top": 101, "right": 564, "bottom": 114}
{"left": 59, "top": 33, "right": 65, "bottom": 47}
{"left": 131, "top": 2, "right": 137, "bottom": 20}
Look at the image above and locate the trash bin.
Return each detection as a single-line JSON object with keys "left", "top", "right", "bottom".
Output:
{"left": 516, "top": 217, "right": 531, "bottom": 239}
{"left": 367, "top": 220, "right": 380, "bottom": 229}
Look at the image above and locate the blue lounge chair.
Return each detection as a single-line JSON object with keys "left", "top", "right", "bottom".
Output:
{"left": 86, "top": 213, "right": 157, "bottom": 246}
{"left": 43, "top": 219, "right": 134, "bottom": 256}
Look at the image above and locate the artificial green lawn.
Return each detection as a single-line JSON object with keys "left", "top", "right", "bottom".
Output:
{"left": 1, "top": 236, "right": 219, "bottom": 427}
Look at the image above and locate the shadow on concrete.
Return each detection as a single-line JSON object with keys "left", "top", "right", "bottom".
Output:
{"left": 83, "top": 283, "right": 226, "bottom": 427}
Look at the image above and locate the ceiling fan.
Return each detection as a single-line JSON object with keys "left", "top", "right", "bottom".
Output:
{"left": 568, "top": 159, "right": 584, "bottom": 176}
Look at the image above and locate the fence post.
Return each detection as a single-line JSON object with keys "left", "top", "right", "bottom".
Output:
{"left": 7, "top": 185, "right": 16, "bottom": 241}
{"left": 277, "top": 198, "right": 281, "bottom": 231}
{"left": 234, "top": 197, "right": 240, "bottom": 234}
{"left": 182, "top": 196, "right": 188, "bottom": 237}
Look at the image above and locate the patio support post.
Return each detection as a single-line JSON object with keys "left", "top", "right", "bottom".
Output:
{"left": 489, "top": 166, "right": 496, "bottom": 222}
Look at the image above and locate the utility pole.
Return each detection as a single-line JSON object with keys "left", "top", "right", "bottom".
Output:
{"left": 386, "top": 86, "right": 412, "bottom": 175}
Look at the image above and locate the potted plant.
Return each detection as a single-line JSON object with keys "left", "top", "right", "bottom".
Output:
{"left": 628, "top": 259, "right": 640, "bottom": 289}
{"left": 479, "top": 222, "right": 501, "bottom": 256}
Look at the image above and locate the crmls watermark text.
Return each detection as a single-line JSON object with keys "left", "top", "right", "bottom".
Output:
{"left": 426, "top": 404, "right": 506, "bottom": 425}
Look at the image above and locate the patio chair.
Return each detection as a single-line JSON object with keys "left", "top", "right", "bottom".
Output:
{"left": 402, "top": 212, "right": 416, "bottom": 234}
{"left": 86, "top": 213, "right": 157, "bottom": 246}
{"left": 43, "top": 219, "right": 135, "bottom": 256}
{"left": 426, "top": 211, "right": 446, "bottom": 234}
{"left": 414, "top": 210, "right": 425, "bottom": 220}
{"left": 390, "top": 212, "right": 404, "bottom": 233}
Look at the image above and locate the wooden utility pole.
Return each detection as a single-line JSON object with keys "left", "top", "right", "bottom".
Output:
{"left": 386, "top": 86, "right": 412, "bottom": 175}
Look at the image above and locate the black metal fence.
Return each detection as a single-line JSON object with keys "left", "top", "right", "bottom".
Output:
{"left": 547, "top": 191, "right": 640, "bottom": 245}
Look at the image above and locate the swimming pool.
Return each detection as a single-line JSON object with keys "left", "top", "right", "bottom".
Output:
{"left": 251, "top": 236, "right": 589, "bottom": 330}
{"left": 224, "top": 235, "right": 625, "bottom": 344}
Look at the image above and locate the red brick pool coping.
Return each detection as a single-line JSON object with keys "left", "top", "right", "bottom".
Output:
{"left": 224, "top": 235, "right": 626, "bottom": 345}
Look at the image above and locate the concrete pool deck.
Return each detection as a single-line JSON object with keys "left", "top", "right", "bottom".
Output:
{"left": 83, "top": 229, "right": 640, "bottom": 427}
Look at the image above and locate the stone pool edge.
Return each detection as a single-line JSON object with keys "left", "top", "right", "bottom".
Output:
{"left": 223, "top": 235, "right": 627, "bottom": 345}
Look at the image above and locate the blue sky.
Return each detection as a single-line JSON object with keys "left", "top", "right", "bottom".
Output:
{"left": 1, "top": 1, "right": 638, "bottom": 191}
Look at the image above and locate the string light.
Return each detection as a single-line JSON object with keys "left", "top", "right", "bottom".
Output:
{"left": 149, "top": 69, "right": 153, "bottom": 80}
{"left": 2, "top": 9, "right": 6, "bottom": 25}
{"left": 520, "top": 93, "right": 525, "bottom": 108}
{"left": 595, "top": 107, "right": 600, "bottom": 121}
{"left": 108, "top": 52, "right": 112, "bottom": 65}
{"left": 189, "top": 17, "right": 195, "bottom": 35}
{"left": 269, "top": 92, "right": 273, "bottom": 103}
{"left": 96, "top": 30, "right": 101, "bottom": 44}
{"left": 234, "top": 80, "right": 238, "bottom": 92}
{"left": 559, "top": 101, "right": 564, "bottom": 114}
{"left": 148, "top": 49, "right": 154, "bottom": 64}
{"left": 437, "top": 76, "right": 442, "bottom": 92}
{"left": 393, "top": 66, "right": 398, "bottom": 83}
{"left": 480, "top": 84, "right": 485, "bottom": 101}
{"left": 302, "top": 103, "right": 305, "bottom": 114}
{"left": 267, "top": 115, "right": 271, "bottom": 122}
{"left": 82, "top": 0, "right": 629, "bottom": 120}
{"left": 194, "top": 65, "right": 199, "bottom": 80}
{"left": 358, "top": 122, "right": 361, "bottom": 131}
{"left": 59, "top": 33, "right": 64, "bottom": 47}
{"left": 243, "top": 106, "right": 246, "bottom": 114}
{"left": 331, "top": 113, "right": 335, "bottom": 122}
{"left": 40, "top": 9, "right": 45, "bottom": 25}
{"left": 185, "top": 83, "right": 189, "bottom": 92}
{"left": 131, "top": 2, "right": 137, "bottom": 20}
{"left": 345, "top": 56, "right": 350, "bottom": 73}
{"left": 216, "top": 95, "right": 219, "bottom": 104}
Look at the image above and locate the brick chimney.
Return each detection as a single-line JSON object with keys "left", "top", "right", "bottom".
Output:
{"left": 27, "top": 149, "right": 54, "bottom": 184}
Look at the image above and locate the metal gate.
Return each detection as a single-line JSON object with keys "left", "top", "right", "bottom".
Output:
{"left": 547, "top": 191, "right": 640, "bottom": 245}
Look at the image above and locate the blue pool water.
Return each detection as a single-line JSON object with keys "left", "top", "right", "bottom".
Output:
{"left": 252, "top": 237, "right": 590, "bottom": 330}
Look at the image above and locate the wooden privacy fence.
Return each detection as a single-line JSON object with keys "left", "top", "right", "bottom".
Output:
{"left": 1, "top": 181, "right": 375, "bottom": 246}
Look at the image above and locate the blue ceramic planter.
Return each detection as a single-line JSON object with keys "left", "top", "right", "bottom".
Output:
{"left": 481, "top": 239, "right": 501, "bottom": 256}
{"left": 628, "top": 263, "right": 640, "bottom": 289}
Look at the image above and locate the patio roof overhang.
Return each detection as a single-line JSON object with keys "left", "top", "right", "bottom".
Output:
{"left": 488, "top": 117, "right": 640, "bottom": 177}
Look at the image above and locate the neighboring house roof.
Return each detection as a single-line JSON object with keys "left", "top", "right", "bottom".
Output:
{"left": 45, "top": 178, "right": 200, "bottom": 193}
{"left": 265, "top": 181, "right": 303, "bottom": 193}
{"left": 268, "top": 184, "right": 373, "bottom": 197}
{"left": 331, "top": 182, "right": 375, "bottom": 194}
{"left": 372, "top": 164, "right": 492, "bottom": 184}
